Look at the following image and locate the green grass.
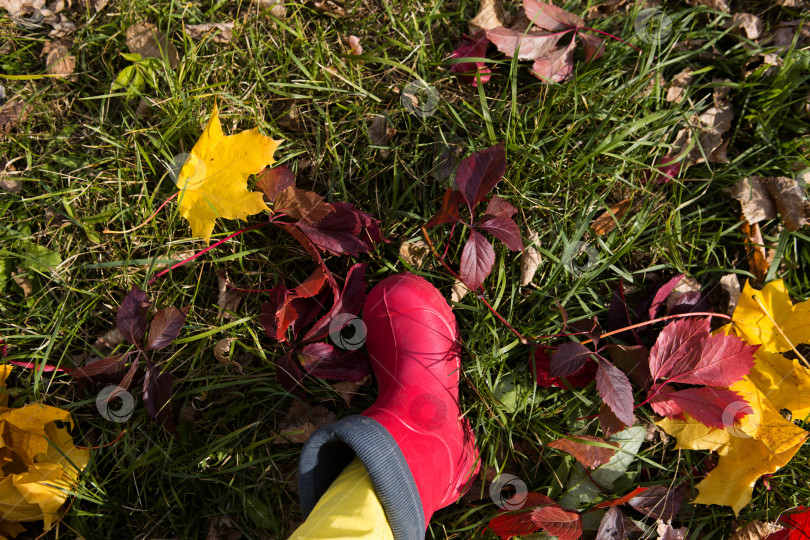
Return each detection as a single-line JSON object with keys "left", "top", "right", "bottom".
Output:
{"left": 1, "top": 0, "right": 809, "bottom": 538}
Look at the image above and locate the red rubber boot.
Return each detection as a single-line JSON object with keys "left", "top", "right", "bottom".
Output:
{"left": 298, "top": 273, "right": 479, "bottom": 538}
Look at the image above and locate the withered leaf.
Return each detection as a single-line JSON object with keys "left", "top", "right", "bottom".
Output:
{"left": 126, "top": 22, "right": 180, "bottom": 68}
{"left": 399, "top": 239, "right": 430, "bottom": 268}
{"left": 729, "top": 520, "right": 783, "bottom": 540}
{"left": 273, "top": 400, "right": 335, "bottom": 444}
{"left": 547, "top": 434, "right": 618, "bottom": 469}
{"left": 184, "top": 22, "right": 234, "bottom": 44}
{"left": 520, "top": 229, "right": 541, "bottom": 286}
{"left": 45, "top": 43, "right": 76, "bottom": 79}
{"left": 468, "top": 0, "right": 507, "bottom": 35}
{"left": 592, "top": 198, "right": 632, "bottom": 236}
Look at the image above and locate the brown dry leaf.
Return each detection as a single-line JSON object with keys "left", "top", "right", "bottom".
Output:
{"left": 91, "top": 0, "right": 107, "bottom": 11}
{"left": 45, "top": 43, "right": 76, "bottom": 79}
{"left": 450, "top": 279, "right": 470, "bottom": 303}
{"left": 332, "top": 376, "right": 369, "bottom": 407}
{"left": 0, "top": 99, "right": 29, "bottom": 137}
{"left": 259, "top": 0, "right": 287, "bottom": 18}
{"left": 213, "top": 338, "right": 242, "bottom": 372}
{"left": 0, "top": 161, "right": 21, "bottom": 193}
{"left": 728, "top": 176, "right": 807, "bottom": 232}
{"left": 740, "top": 220, "right": 771, "bottom": 282}
{"left": 206, "top": 516, "right": 244, "bottom": 540}
{"left": 728, "top": 177, "right": 777, "bottom": 225}
{"left": 94, "top": 327, "right": 125, "bottom": 349}
{"left": 592, "top": 198, "right": 632, "bottom": 236}
{"left": 468, "top": 0, "right": 507, "bottom": 35}
{"left": 344, "top": 34, "right": 362, "bottom": 55}
{"left": 126, "top": 22, "right": 180, "bottom": 68}
{"left": 184, "top": 22, "right": 234, "bottom": 44}
{"left": 775, "top": 0, "right": 806, "bottom": 5}
{"left": 12, "top": 270, "right": 33, "bottom": 297}
{"left": 368, "top": 115, "right": 395, "bottom": 157}
{"left": 764, "top": 176, "right": 807, "bottom": 232}
{"left": 274, "top": 401, "right": 335, "bottom": 444}
{"left": 47, "top": 13, "right": 74, "bottom": 37}
{"left": 547, "top": 434, "right": 618, "bottom": 469}
{"left": 664, "top": 275, "right": 701, "bottom": 313}
{"left": 666, "top": 68, "right": 694, "bottom": 103}
{"left": 519, "top": 230, "right": 541, "bottom": 286}
{"left": 726, "top": 13, "right": 763, "bottom": 40}
{"left": 773, "top": 20, "right": 810, "bottom": 51}
{"left": 399, "top": 239, "right": 430, "bottom": 268}
{"left": 216, "top": 273, "right": 241, "bottom": 319}
{"left": 671, "top": 84, "right": 734, "bottom": 165}
{"left": 719, "top": 274, "right": 741, "bottom": 315}
{"left": 729, "top": 520, "right": 783, "bottom": 540}
{"left": 685, "top": 0, "right": 728, "bottom": 10}
{"left": 585, "top": 0, "right": 633, "bottom": 20}
{"left": 312, "top": 0, "right": 345, "bottom": 17}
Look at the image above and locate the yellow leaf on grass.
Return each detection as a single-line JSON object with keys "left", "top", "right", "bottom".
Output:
{"left": 175, "top": 104, "right": 281, "bottom": 243}
{"left": 0, "top": 367, "right": 89, "bottom": 534}
{"left": 658, "top": 279, "right": 810, "bottom": 515}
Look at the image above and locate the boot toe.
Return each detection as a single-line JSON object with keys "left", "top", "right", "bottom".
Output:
{"left": 364, "top": 273, "right": 455, "bottom": 326}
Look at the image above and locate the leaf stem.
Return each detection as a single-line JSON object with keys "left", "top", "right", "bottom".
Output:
{"left": 579, "top": 312, "right": 732, "bottom": 346}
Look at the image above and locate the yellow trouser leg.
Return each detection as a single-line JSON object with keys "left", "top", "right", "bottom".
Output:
{"left": 289, "top": 456, "right": 395, "bottom": 539}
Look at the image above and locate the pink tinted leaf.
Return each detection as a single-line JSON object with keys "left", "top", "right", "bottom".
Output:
{"left": 530, "top": 505, "right": 583, "bottom": 540}
{"left": 533, "top": 348, "right": 597, "bottom": 389}
{"left": 648, "top": 317, "right": 709, "bottom": 382}
{"left": 647, "top": 154, "right": 682, "bottom": 184}
{"left": 485, "top": 26, "right": 563, "bottom": 60}
{"left": 647, "top": 274, "right": 685, "bottom": 319}
{"left": 116, "top": 285, "right": 151, "bottom": 345}
{"left": 549, "top": 342, "right": 593, "bottom": 378}
{"left": 455, "top": 143, "right": 507, "bottom": 208}
{"left": 299, "top": 342, "right": 372, "bottom": 382}
{"left": 580, "top": 32, "right": 605, "bottom": 61}
{"left": 303, "top": 263, "right": 368, "bottom": 343}
{"left": 145, "top": 306, "right": 190, "bottom": 350}
{"left": 484, "top": 195, "right": 517, "bottom": 218}
{"left": 256, "top": 164, "right": 296, "bottom": 201}
{"left": 651, "top": 385, "right": 750, "bottom": 428}
{"left": 459, "top": 229, "right": 496, "bottom": 290}
{"left": 451, "top": 32, "right": 492, "bottom": 86}
{"left": 524, "top": 0, "right": 584, "bottom": 31}
{"left": 595, "top": 506, "right": 625, "bottom": 540}
{"left": 596, "top": 360, "right": 635, "bottom": 426}
{"left": 666, "top": 333, "right": 757, "bottom": 387}
{"left": 477, "top": 215, "right": 524, "bottom": 251}
{"left": 143, "top": 361, "right": 174, "bottom": 431}
{"left": 531, "top": 39, "right": 576, "bottom": 83}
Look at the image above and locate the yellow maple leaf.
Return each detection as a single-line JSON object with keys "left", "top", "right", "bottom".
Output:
{"left": 0, "top": 365, "right": 89, "bottom": 535}
{"left": 175, "top": 104, "right": 281, "bottom": 243}
{"left": 658, "top": 279, "right": 810, "bottom": 515}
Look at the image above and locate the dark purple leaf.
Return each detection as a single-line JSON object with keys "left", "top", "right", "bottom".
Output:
{"left": 116, "top": 285, "right": 150, "bottom": 345}
{"left": 143, "top": 361, "right": 175, "bottom": 430}
{"left": 119, "top": 356, "right": 141, "bottom": 392}
{"left": 627, "top": 484, "right": 687, "bottom": 522}
{"left": 259, "top": 281, "right": 287, "bottom": 341}
{"left": 596, "top": 360, "right": 634, "bottom": 426}
{"left": 455, "top": 143, "right": 506, "bottom": 208}
{"left": 459, "top": 229, "right": 496, "bottom": 290}
{"left": 289, "top": 291, "right": 331, "bottom": 337}
{"left": 647, "top": 274, "right": 684, "bottom": 320}
{"left": 71, "top": 354, "right": 129, "bottom": 390}
{"left": 278, "top": 223, "right": 339, "bottom": 298}
{"left": 669, "top": 291, "right": 710, "bottom": 316}
{"left": 304, "top": 263, "right": 368, "bottom": 343}
{"left": 297, "top": 203, "right": 383, "bottom": 256}
{"left": 299, "top": 342, "right": 372, "bottom": 382}
{"left": 477, "top": 215, "right": 524, "bottom": 251}
{"left": 607, "top": 279, "right": 640, "bottom": 345}
{"left": 451, "top": 32, "right": 492, "bottom": 86}
{"left": 145, "top": 306, "right": 190, "bottom": 350}
{"left": 599, "top": 403, "right": 629, "bottom": 438}
{"left": 607, "top": 344, "right": 651, "bottom": 388}
{"left": 596, "top": 506, "right": 625, "bottom": 540}
{"left": 549, "top": 342, "right": 594, "bottom": 378}
{"left": 276, "top": 350, "right": 303, "bottom": 396}
{"left": 426, "top": 188, "right": 463, "bottom": 228}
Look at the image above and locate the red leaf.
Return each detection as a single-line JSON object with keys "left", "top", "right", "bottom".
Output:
{"left": 477, "top": 214, "right": 523, "bottom": 251}
{"left": 647, "top": 154, "right": 682, "bottom": 184}
{"left": 549, "top": 342, "right": 593, "bottom": 378}
{"left": 304, "top": 263, "right": 367, "bottom": 343}
{"left": 547, "top": 435, "right": 618, "bottom": 469}
{"left": 594, "top": 486, "right": 649, "bottom": 509}
{"left": 259, "top": 281, "right": 287, "bottom": 340}
{"left": 291, "top": 267, "right": 328, "bottom": 299}
{"left": 426, "top": 188, "right": 464, "bottom": 228}
{"left": 596, "top": 360, "right": 634, "bottom": 426}
{"left": 486, "top": 26, "right": 563, "bottom": 60}
{"left": 451, "top": 32, "right": 492, "bottom": 86}
{"left": 290, "top": 292, "right": 331, "bottom": 337}
{"left": 145, "top": 306, "right": 190, "bottom": 350}
{"left": 531, "top": 39, "right": 576, "bottom": 83}
{"left": 524, "top": 0, "right": 584, "bottom": 30}
{"left": 274, "top": 187, "right": 334, "bottom": 225}
{"left": 531, "top": 505, "right": 582, "bottom": 540}
{"left": 143, "top": 361, "right": 175, "bottom": 431}
{"left": 297, "top": 203, "right": 383, "bottom": 256}
{"left": 276, "top": 300, "right": 299, "bottom": 342}
{"left": 256, "top": 164, "right": 296, "bottom": 201}
{"left": 278, "top": 223, "right": 339, "bottom": 297}
{"left": 276, "top": 350, "right": 303, "bottom": 395}
{"left": 649, "top": 385, "right": 749, "bottom": 429}
{"left": 648, "top": 317, "right": 709, "bottom": 383}
{"left": 298, "top": 342, "right": 372, "bottom": 382}
{"left": 647, "top": 274, "right": 684, "bottom": 320}
{"left": 484, "top": 195, "right": 517, "bottom": 218}
{"left": 116, "top": 285, "right": 150, "bottom": 345}
{"left": 580, "top": 33, "right": 605, "bottom": 61}
{"left": 459, "top": 229, "right": 495, "bottom": 290}
{"left": 769, "top": 506, "right": 810, "bottom": 540}
{"left": 598, "top": 402, "right": 629, "bottom": 438}
{"left": 455, "top": 143, "right": 506, "bottom": 208}
{"left": 533, "top": 348, "right": 597, "bottom": 389}
{"left": 627, "top": 484, "right": 687, "bottom": 522}
{"left": 0, "top": 338, "right": 7, "bottom": 357}
{"left": 489, "top": 510, "right": 539, "bottom": 540}
{"left": 595, "top": 506, "right": 625, "bottom": 540}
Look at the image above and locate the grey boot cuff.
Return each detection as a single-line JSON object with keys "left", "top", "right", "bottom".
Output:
{"left": 298, "top": 415, "right": 426, "bottom": 539}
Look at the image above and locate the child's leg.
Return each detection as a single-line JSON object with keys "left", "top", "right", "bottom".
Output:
{"left": 289, "top": 456, "right": 394, "bottom": 539}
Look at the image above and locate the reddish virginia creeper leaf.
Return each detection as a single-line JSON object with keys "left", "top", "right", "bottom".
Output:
{"left": 71, "top": 354, "right": 129, "bottom": 390}
{"left": 145, "top": 306, "right": 190, "bottom": 350}
{"left": 647, "top": 274, "right": 685, "bottom": 320}
{"left": 259, "top": 281, "right": 287, "bottom": 341}
{"left": 533, "top": 348, "right": 597, "bottom": 389}
{"left": 486, "top": 26, "right": 563, "bottom": 60}
{"left": 531, "top": 38, "right": 576, "bottom": 83}
{"left": 274, "top": 186, "right": 334, "bottom": 225}
{"left": 595, "top": 506, "right": 625, "bottom": 540}
{"left": 594, "top": 486, "right": 649, "bottom": 509}
{"left": 289, "top": 292, "right": 331, "bottom": 337}
{"left": 477, "top": 214, "right": 524, "bottom": 251}
{"left": 627, "top": 484, "right": 687, "bottom": 522}
{"left": 598, "top": 402, "right": 629, "bottom": 438}
{"left": 769, "top": 506, "right": 810, "bottom": 540}
{"left": 607, "top": 344, "right": 651, "bottom": 388}
{"left": 484, "top": 194, "right": 517, "bottom": 218}
{"left": 648, "top": 317, "right": 709, "bottom": 383}
{"left": 649, "top": 385, "right": 749, "bottom": 429}
{"left": 276, "top": 350, "right": 303, "bottom": 396}
{"left": 664, "top": 332, "right": 757, "bottom": 387}
{"left": 276, "top": 300, "right": 298, "bottom": 342}
{"left": 524, "top": 0, "right": 584, "bottom": 30}
{"left": 143, "top": 360, "right": 175, "bottom": 430}
{"left": 291, "top": 267, "right": 328, "bottom": 299}
{"left": 549, "top": 342, "right": 593, "bottom": 378}
{"left": 277, "top": 223, "right": 339, "bottom": 298}
{"left": 451, "top": 31, "right": 492, "bottom": 86}
{"left": 426, "top": 188, "right": 464, "bottom": 228}
{"left": 304, "top": 263, "right": 368, "bottom": 343}
{"left": 581, "top": 32, "right": 605, "bottom": 61}
{"left": 531, "top": 505, "right": 582, "bottom": 540}
{"left": 298, "top": 342, "right": 372, "bottom": 382}
{"left": 596, "top": 360, "right": 635, "bottom": 426}
{"left": 459, "top": 229, "right": 496, "bottom": 290}
{"left": 256, "top": 164, "right": 296, "bottom": 201}
{"left": 297, "top": 202, "right": 383, "bottom": 256}
{"left": 117, "top": 285, "right": 150, "bottom": 345}
{"left": 489, "top": 510, "right": 539, "bottom": 540}
{"left": 455, "top": 143, "right": 506, "bottom": 208}
{"left": 547, "top": 434, "right": 618, "bottom": 469}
